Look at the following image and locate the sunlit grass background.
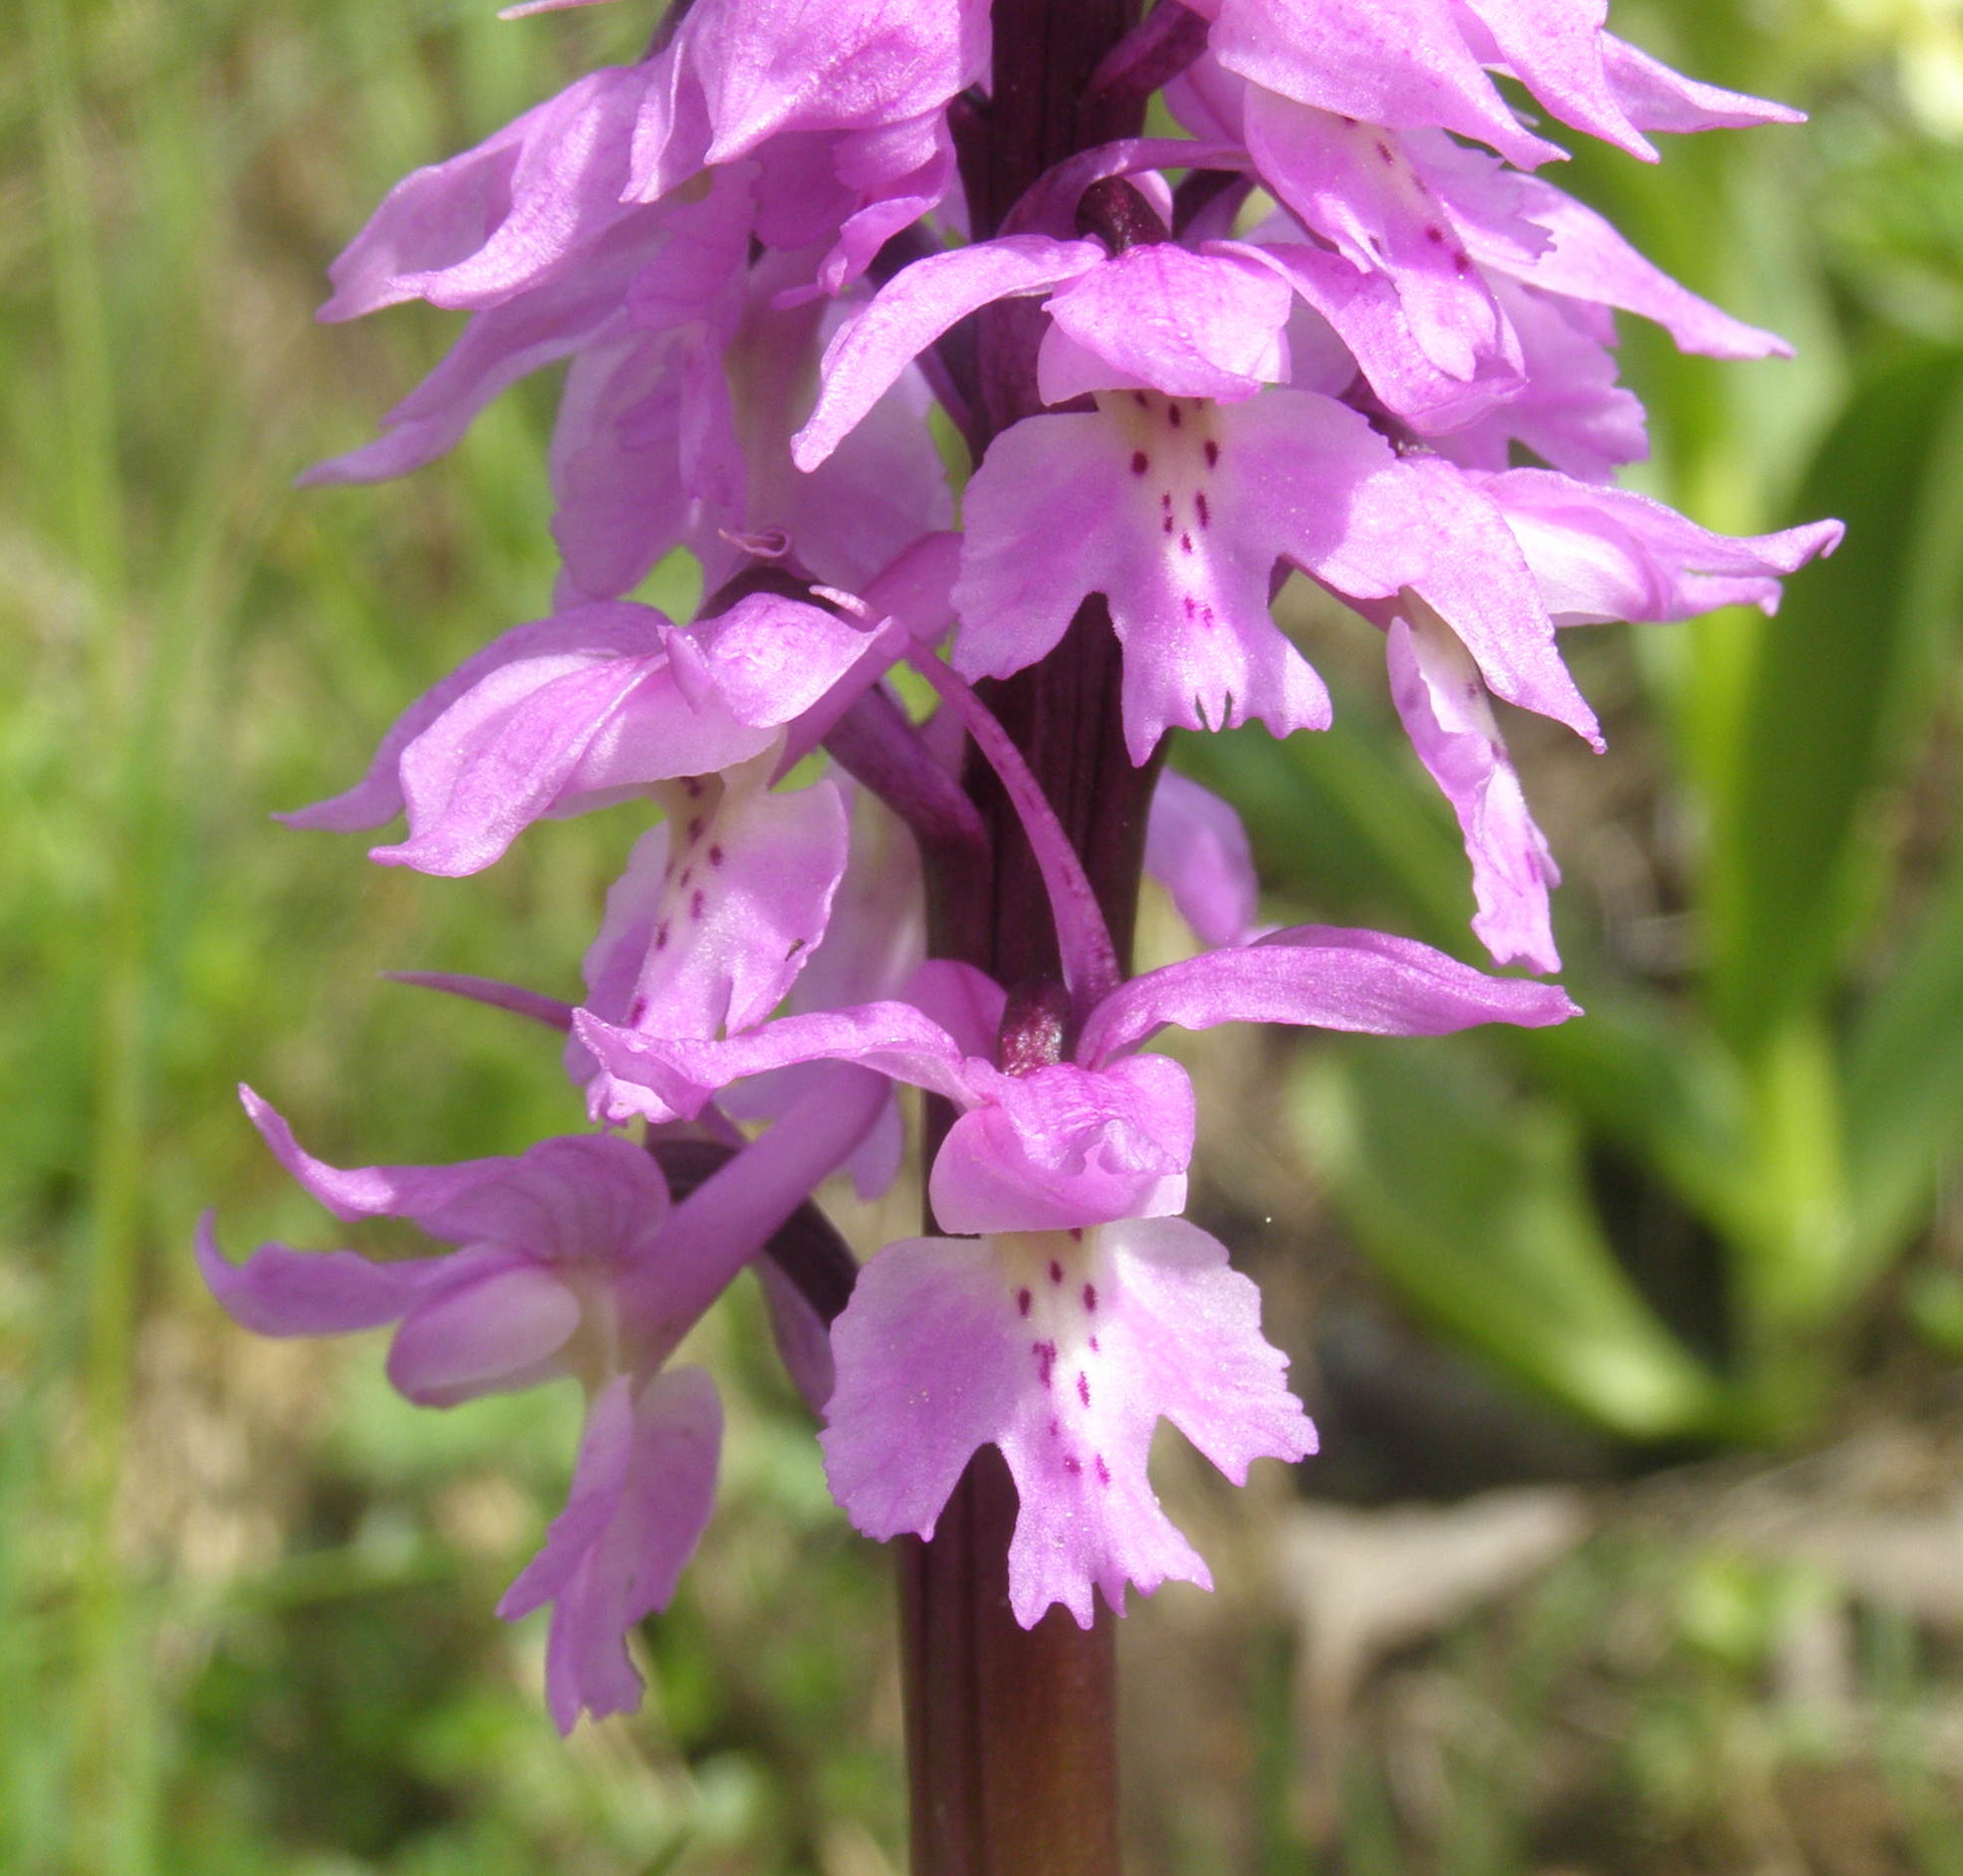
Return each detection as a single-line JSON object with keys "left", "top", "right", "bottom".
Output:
{"left": 8, "top": 0, "right": 1963, "bottom": 1870}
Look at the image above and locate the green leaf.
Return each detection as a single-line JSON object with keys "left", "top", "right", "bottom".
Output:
{"left": 1294, "top": 1041, "right": 1725, "bottom": 1440}
{"left": 1704, "top": 346, "right": 1963, "bottom": 1052}
{"left": 1844, "top": 842, "right": 1963, "bottom": 1262}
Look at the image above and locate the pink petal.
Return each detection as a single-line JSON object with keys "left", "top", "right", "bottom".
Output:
{"left": 194, "top": 1212, "right": 448, "bottom": 1337}
{"left": 1037, "top": 244, "right": 1293, "bottom": 403}
{"left": 1478, "top": 470, "right": 1844, "bottom": 622}
{"left": 385, "top": 1261, "right": 584, "bottom": 1407}
{"left": 929, "top": 1056, "right": 1196, "bottom": 1235}
{"left": 1600, "top": 33, "right": 1805, "bottom": 133}
{"left": 792, "top": 236, "right": 1103, "bottom": 469}
{"left": 320, "top": 67, "right": 649, "bottom": 320}
{"left": 1385, "top": 612, "right": 1562, "bottom": 974}
{"left": 1145, "top": 770, "right": 1263, "bottom": 949}
{"left": 1079, "top": 926, "right": 1580, "bottom": 1066}
{"left": 501, "top": 1369, "right": 722, "bottom": 1734}
{"left": 823, "top": 1219, "right": 1315, "bottom": 1628}
{"left": 1457, "top": 0, "right": 1655, "bottom": 161}
{"left": 1211, "top": 0, "right": 1567, "bottom": 169}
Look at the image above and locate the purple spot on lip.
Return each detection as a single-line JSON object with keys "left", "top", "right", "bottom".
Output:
{"left": 1167, "top": 403, "right": 1183, "bottom": 428}
{"left": 1204, "top": 439, "right": 1219, "bottom": 467}
{"left": 1422, "top": 223, "right": 1445, "bottom": 245}
{"left": 686, "top": 817, "right": 704, "bottom": 841}
{"left": 1374, "top": 139, "right": 1394, "bottom": 163}
{"left": 1018, "top": 1288, "right": 1032, "bottom": 1316}
{"left": 708, "top": 844, "right": 724, "bottom": 866}
{"left": 1130, "top": 451, "right": 1149, "bottom": 476}
{"left": 1162, "top": 516, "right": 1174, "bottom": 534}
{"left": 1089, "top": 1334, "right": 1100, "bottom": 1353}
{"left": 1034, "top": 1340, "right": 1057, "bottom": 1385}
{"left": 1095, "top": 1455, "right": 1111, "bottom": 1486}
{"left": 1132, "top": 390, "right": 1149, "bottom": 407}
{"left": 1049, "top": 1416, "right": 1062, "bottom": 1437}
{"left": 689, "top": 888, "right": 706, "bottom": 920}
{"left": 1180, "top": 532, "right": 1193, "bottom": 554}
{"left": 1452, "top": 251, "right": 1472, "bottom": 273}
{"left": 1049, "top": 1261, "right": 1064, "bottom": 1285}
{"left": 653, "top": 921, "right": 670, "bottom": 951}
{"left": 627, "top": 996, "right": 648, "bottom": 1025}
{"left": 1070, "top": 1228, "right": 1084, "bottom": 1242}
{"left": 1182, "top": 594, "right": 1196, "bottom": 618}
{"left": 1194, "top": 491, "right": 1210, "bottom": 528}
{"left": 1064, "top": 1455, "right": 1083, "bottom": 1475}
{"left": 684, "top": 777, "right": 705, "bottom": 799}
{"left": 1077, "top": 1371, "right": 1091, "bottom": 1408}
{"left": 1083, "top": 1284, "right": 1098, "bottom": 1312}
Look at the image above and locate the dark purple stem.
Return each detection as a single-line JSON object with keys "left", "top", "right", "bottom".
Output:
{"left": 902, "top": 3, "right": 1153, "bottom": 1872}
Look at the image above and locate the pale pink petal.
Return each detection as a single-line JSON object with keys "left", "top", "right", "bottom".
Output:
{"left": 1211, "top": 0, "right": 1566, "bottom": 169}
{"left": 1078, "top": 926, "right": 1580, "bottom": 1066}
{"left": 500, "top": 1369, "right": 722, "bottom": 1735}
{"left": 1385, "top": 612, "right": 1561, "bottom": 973}
{"left": 385, "top": 1262, "right": 585, "bottom": 1407}
{"left": 823, "top": 1219, "right": 1315, "bottom": 1628}
{"left": 320, "top": 67, "right": 649, "bottom": 319}
{"left": 1145, "top": 770, "right": 1263, "bottom": 949}
{"left": 929, "top": 1056, "right": 1196, "bottom": 1235}
{"left": 1037, "top": 244, "right": 1292, "bottom": 403}
{"left": 1456, "top": 0, "right": 1655, "bottom": 161}
{"left": 792, "top": 237, "right": 1104, "bottom": 469}
{"left": 1477, "top": 470, "right": 1845, "bottom": 621}
{"left": 194, "top": 1213, "right": 449, "bottom": 1336}
{"left": 1600, "top": 33, "right": 1805, "bottom": 133}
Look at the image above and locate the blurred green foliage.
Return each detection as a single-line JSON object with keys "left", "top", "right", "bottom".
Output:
{"left": 6, "top": 0, "right": 1963, "bottom": 1870}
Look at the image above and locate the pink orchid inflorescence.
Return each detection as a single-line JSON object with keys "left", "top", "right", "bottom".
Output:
{"left": 204, "top": 0, "right": 1840, "bottom": 1732}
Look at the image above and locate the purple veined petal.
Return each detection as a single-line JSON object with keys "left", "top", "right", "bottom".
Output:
{"left": 376, "top": 654, "right": 662, "bottom": 876}
{"left": 1145, "top": 769, "right": 1263, "bottom": 949}
{"left": 320, "top": 66, "right": 649, "bottom": 321}
{"left": 1430, "top": 277, "right": 1648, "bottom": 483}
{"left": 304, "top": 210, "right": 650, "bottom": 486}
{"left": 278, "top": 610, "right": 666, "bottom": 835}
{"left": 822, "top": 1234, "right": 1032, "bottom": 1547}
{"left": 502, "top": 1368, "right": 723, "bottom": 1735}
{"left": 194, "top": 1212, "right": 450, "bottom": 1337}
{"left": 928, "top": 1055, "right": 1196, "bottom": 1236}
{"left": 1236, "top": 92, "right": 1512, "bottom": 390}
{"left": 1476, "top": 470, "right": 1844, "bottom": 622}
{"left": 1600, "top": 32, "right": 1805, "bottom": 133}
{"left": 1385, "top": 610, "right": 1562, "bottom": 974}
{"left": 238, "top": 1084, "right": 525, "bottom": 1227}
{"left": 1394, "top": 455, "right": 1603, "bottom": 746}
{"left": 791, "top": 236, "right": 1104, "bottom": 470}
{"left": 1077, "top": 925, "right": 1581, "bottom": 1067}
{"left": 1455, "top": 0, "right": 1656, "bottom": 162}
{"left": 239, "top": 1086, "right": 672, "bottom": 1257}
{"left": 953, "top": 396, "right": 1335, "bottom": 764}
{"left": 691, "top": 591, "right": 880, "bottom": 725}
{"left": 385, "top": 1259, "right": 585, "bottom": 1408}
{"left": 1210, "top": 0, "right": 1568, "bottom": 170}
{"left": 824, "top": 1220, "right": 1315, "bottom": 1628}
{"left": 1250, "top": 241, "right": 1524, "bottom": 432}
{"left": 548, "top": 327, "right": 695, "bottom": 604}
{"left": 1488, "top": 174, "right": 1791, "bottom": 360}
{"left": 1036, "top": 244, "right": 1293, "bottom": 404}
{"left": 615, "top": 770, "right": 850, "bottom": 1042}
{"left": 576, "top": 1000, "right": 978, "bottom": 1124}
{"left": 653, "top": 0, "right": 988, "bottom": 179}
